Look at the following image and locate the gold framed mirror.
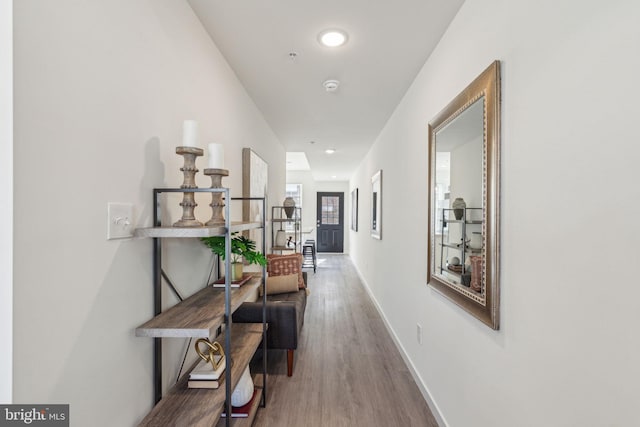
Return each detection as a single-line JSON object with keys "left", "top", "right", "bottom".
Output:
{"left": 427, "top": 61, "right": 500, "bottom": 329}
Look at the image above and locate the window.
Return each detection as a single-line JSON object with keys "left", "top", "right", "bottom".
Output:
{"left": 285, "top": 183, "right": 302, "bottom": 207}
{"left": 321, "top": 196, "right": 340, "bottom": 225}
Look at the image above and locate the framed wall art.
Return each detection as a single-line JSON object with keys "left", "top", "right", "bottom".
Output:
{"left": 371, "top": 170, "right": 382, "bottom": 239}
{"left": 351, "top": 188, "right": 358, "bottom": 232}
{"left": 242, "top": 148, "right": 268, "bottom": 247}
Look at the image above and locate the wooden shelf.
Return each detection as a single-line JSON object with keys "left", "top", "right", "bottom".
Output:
{"left": 444, "top": 268, "right": 463, "bottom": 277}
{"left": 271, "top": 246, "right": 297, "bottom": 251}
{"left": 135, "top": 277, "right": 261, "bottom": 338}
{"left": 442, "top": 243, "right": 482, "bottom": 253}
{"left": 271, "top": 218, "right": 298, "bottom": 223}
{"left": 442, "top": 242, "right": 462, "bottom": 250}
{"left": 135, "top": 222, "right": 262, "bottom": 239}
{"left": 445, "top": 219, "right": 483, "bottom": 224}
{"left": 139, "top": 323, "right": 265, "bottom": 427}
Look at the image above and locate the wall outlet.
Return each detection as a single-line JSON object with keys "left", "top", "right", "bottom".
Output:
{"left": 107, "top": 202, "right": 134, "bottom": 240}
{"left": 417, "top": 323, "right": 422, "bottom": 345}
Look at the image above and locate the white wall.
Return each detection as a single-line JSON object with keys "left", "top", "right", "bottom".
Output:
{"left": 287, "top": 170, "right": 350, "bottom": 252}
{"left": 13, "top": 1, "right": 284, "bottom": 425}
{"left": 449, "top": 135, "right": 483, "bottom": 212}
{"left": 349, "top": 0, "right": 640, "bottom": 426}
{"left": 0, "top": 0, "right": 13, "bottom": 404}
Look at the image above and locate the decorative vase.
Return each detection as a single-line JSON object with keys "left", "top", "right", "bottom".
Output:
{"left": 283, "top": 197, "right": 296, "bottom": 219}
{"left": 470, "top": 255, "right": 482, "bottom": 292}
{"left": 231, "top": 262, "right": 243, "bottom": 281}
{"left": 461, "top": 273, "right": 471, "bottom": 287}
{"left": 452, "top": 197, "right": 466, "bottom": 220}
{"left": 469, "top": 231, "right": 482, "bottom": 250}
{"left": 275, "top": 230, "right": 287, "bottom": 247}
{"left": 231, "top": 366, "right": 254, "bottom": 407}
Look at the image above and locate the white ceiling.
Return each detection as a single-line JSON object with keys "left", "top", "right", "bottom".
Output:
{"left": 188, "top": 0, "right": 465, "bottom": 181}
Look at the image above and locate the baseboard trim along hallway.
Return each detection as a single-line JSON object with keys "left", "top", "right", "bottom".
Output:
{"left": 351, "top": 257, "right": 448, "bottom": 427}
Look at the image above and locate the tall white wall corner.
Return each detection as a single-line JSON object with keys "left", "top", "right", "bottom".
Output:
{"left": 0, "top": 0, "right": 14, "bottom": 404}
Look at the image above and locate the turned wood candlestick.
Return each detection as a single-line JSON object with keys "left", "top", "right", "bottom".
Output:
{"left": 173, "top": 146, "right": 204, "bottom": 227}
{"left": 203, "top": 168, "right": 229, "bottom": 226}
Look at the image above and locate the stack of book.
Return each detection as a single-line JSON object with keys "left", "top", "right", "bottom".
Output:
{"left": 221, "top": 389, "right": 259, "bottom": 418}
{"left": 211, "top": 274, "right": 253, "bottom": 288}
{"left": 188, "top": 355, "right": 225, "bottom": 389}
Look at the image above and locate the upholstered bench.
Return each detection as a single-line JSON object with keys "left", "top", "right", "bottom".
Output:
{"left": 233, "top": 254, "right": 307, "bottom": 376}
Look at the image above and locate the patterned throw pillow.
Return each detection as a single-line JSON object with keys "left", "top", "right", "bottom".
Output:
{"left": 266, "top": 253, "right": 305, "bottom": 288}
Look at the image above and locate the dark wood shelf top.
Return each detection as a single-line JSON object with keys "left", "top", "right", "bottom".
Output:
{"left": 135, "top": 277, "right": 261, "bottom": 338}
{"left": 138, "top": 323, "right": 265, "bottom": 427}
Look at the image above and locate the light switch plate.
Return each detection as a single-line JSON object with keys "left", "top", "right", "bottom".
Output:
{"left": 107, "top": 202, "right": 134, "bottom": 240}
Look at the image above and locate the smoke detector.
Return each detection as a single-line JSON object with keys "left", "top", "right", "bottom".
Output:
{"left": 323, "top": 79, "right": 340, "bottom": 92}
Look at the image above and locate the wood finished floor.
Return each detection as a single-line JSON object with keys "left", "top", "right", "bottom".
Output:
{"left": 252, "top": 254, "right": 438, "bottom": 427}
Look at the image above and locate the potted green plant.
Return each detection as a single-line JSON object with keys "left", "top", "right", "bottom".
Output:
{"left": 201, "top": 233, "right": 267, "bottom": 281}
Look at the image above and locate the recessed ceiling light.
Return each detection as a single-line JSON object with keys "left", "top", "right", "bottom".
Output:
{"left": 331, "top": 175, "right": 337, "bottom": 179}
{"left": 318, "top": 29, "right": 348, "bottom": 47}
{"left": 325, "top": 149, "right": 336, "bottom": 154}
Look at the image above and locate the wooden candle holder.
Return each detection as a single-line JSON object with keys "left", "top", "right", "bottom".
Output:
{"left": 173, "top": 146, "right": 204, "bottom": 227}
{"left": 203, "top": 168, "right": 229, "bottom": 226}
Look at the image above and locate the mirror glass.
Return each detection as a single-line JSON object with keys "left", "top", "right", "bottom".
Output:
{"left": 428, "top": 61, "right": 500, "bottom": 329}
{"left": 433, "top": 98, "right": 483, "bottom": 286}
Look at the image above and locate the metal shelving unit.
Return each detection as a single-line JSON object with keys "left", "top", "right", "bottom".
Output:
{"left": 439, "top": 207, "right": 483, "bottom": 280}
{"left": 270, "top": 206, "right": 301, "bottom": 253}
{"left": 134, "top": 188, "right": 267, "bottom": 427}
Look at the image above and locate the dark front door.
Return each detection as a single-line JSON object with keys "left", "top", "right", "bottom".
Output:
{"left": 316, "top": 192, "right": 344, "bottom": 253}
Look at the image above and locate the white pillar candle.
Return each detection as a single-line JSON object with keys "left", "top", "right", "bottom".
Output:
{"left": 182, "top": 120, "right": 198, "bottom": 147}
{"left": 208, "top": 143, "right": 224, "bottom": 169}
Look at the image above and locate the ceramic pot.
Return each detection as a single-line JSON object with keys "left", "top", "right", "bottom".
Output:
{"left": 283, "top": 197, "right": 296, "bottom": 218}
{"left": 452, "top": 197, "right": 466, "bottom": 220}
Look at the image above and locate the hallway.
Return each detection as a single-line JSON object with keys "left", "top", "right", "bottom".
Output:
{"left": 253, "top": 255, "right": 438, "bottom": 427}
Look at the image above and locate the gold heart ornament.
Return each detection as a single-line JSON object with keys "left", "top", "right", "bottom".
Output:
{"left": 195, "top": 338, "right": 225, "bottom": 371}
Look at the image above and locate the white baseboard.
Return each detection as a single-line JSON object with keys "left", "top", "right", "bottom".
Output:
{"left": 350, "top": 258, "right": 448, "bottom": 427}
